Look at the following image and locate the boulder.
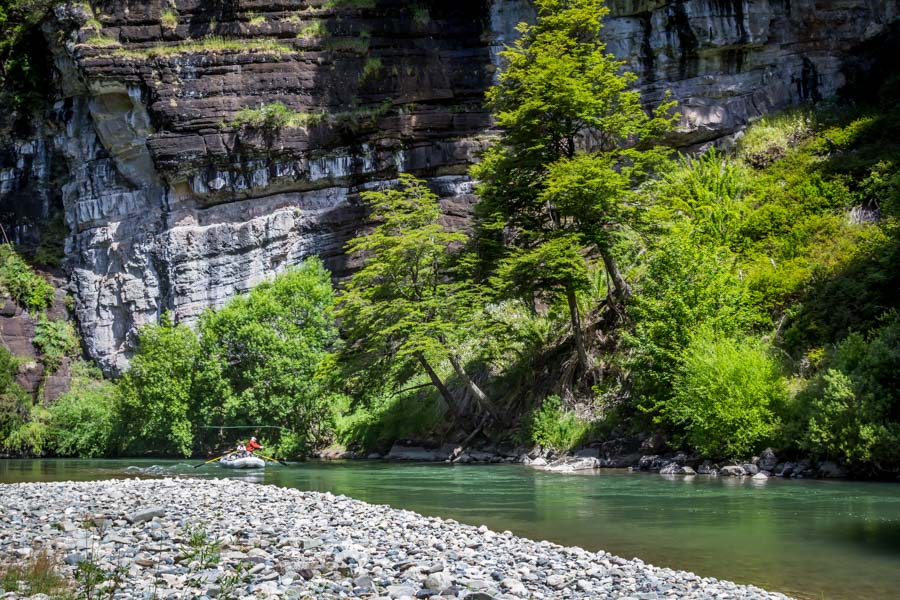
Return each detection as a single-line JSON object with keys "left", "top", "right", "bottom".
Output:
{"left": 574, "top": 447, "right": 600, "bottom": 459}
{"left": 660, "top": 463, "right": 696, "bottom": 475}
{"left": 818, "top": 461, "right": 848, "bottom": 478}
{"left": 720, "top": 465, "right": 745, "bottom": 477}
{"left": 742, "top": 463, "right": 759, "bottom": 476}
{"left": 542, "top": 457, "right": 599, "bottom": 472}
{"left": 757, "top": 448, "right": 779, "bottom": 471}
{"left": 751, "top": 472, "right": 769, "bottom": 480}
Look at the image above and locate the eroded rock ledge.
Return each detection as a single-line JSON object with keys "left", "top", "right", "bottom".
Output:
{"left": 0, "top": 478, "right": 792, "bottom": 598}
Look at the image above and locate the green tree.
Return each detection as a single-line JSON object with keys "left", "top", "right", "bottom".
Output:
{"left": 199, "top": 258, "right": 338, "bottom": 455}
{"left": 473, "top": 0, "right": 676, "bottom": 369}
{"left": 117, "top": 312, "right": 200, "bottom": 456}
{"left": 338, "top": 174, "right": 498, "bottom": 422}
{"left": 48, "top": 362, "right": 118, "bottom": 457}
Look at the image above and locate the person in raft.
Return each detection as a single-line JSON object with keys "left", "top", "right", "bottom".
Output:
{"left": 245, "top": 436, "right": 262, "bottom": 455}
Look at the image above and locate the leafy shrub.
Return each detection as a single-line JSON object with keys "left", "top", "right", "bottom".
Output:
{"left": 33, "top": 316, "right": 79, "bottom": 372}
{"left": 0, "top": 244, "right": 54, "bottom": 312}
{"left": 5, "top": 403, "right": 51, "bottom": 455}
{"left": 660, "top": 328, "right": 786, "bottom": 458}
{"left": 797, "top": 313, "right": 900, "bottom": 473}
{"left": 661, "top": 150, "right": 748, "bottom": 247}
{"left": 296, "top": 20, "right": 327, "bottom": 39}
{"left": 360, "top": 57, "right": 382, "bottom": 82}
{"left": 738, "top": 109, "right": 815, "bottom": 169}
{"left": 48, "top": 362, "right": 118, "bottom": 457}
{"left": 627, "top": 231, "right": 762, "bottom": 402}
{"left": 528, "top": 395, "right": 590, "bottom": 452}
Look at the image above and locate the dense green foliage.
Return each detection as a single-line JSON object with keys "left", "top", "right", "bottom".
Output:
{"left": 0, "top": 0, "right": 57, "bottom": 113}
{"left": 0, "top": 244, "right": 54, "bottom": 313}
{"left": 1, "top": 258, "right": 338, "bottom": 458}
{"left": 33, "top": 316, "right": 79, "bottom": 372}
{"left": 660, "top": 328, "right": 786, "bottom": 458}
{"left": 795, "top": 313, "right": 900, "bottom": 473}
{"left": 48, "top": 361, "right": 118, "bottom": 458}
{"left": 526, "top": 395, "right": 589, "bottom": 452}
{"left": 198, "top": 258, "right": 338, "bottom": 456}
{"left": 117, "top": 312, "right": 200, "bottom": 456}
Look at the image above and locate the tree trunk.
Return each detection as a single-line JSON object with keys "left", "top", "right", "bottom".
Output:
{"left": 416, "top": 352, "right": 462, "bottom": 420}
{"left": 601, "top": 250, "right": 630, "bottom": 304}
{"left": 447, "top": 354, "right": 499, "bottom": 422}
{"left": 566, "top": 285, "right": 589, "bottom": 371}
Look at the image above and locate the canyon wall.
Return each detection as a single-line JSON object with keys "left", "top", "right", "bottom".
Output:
{"left": 0, "top": 0, "right": 897, "bottom": 373}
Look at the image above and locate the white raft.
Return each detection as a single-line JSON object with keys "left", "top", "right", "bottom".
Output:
{"left": 219, "top": 455, "right": 266, "bottom": 469}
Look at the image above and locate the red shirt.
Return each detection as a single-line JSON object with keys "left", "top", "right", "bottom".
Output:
{"left": 246, "top": 439, "right": 262, "bottom": 453}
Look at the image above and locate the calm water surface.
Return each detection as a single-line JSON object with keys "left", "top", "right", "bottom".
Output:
{"left": 2, "top": 459, "right": 899, "bottom": 600}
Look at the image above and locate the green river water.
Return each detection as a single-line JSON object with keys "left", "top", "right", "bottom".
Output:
{"left": 1, "top": 459, "right": 899, "bottom": 600}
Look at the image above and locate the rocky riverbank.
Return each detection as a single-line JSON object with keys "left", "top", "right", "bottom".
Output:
{"left": 320, "top": 442, "right": 849, "bottom": 480}
{"left": 0, "top": 478, "right": 791, "bottom": 599}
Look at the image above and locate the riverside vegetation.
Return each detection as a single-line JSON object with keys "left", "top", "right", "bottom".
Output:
{"left": 1, "top": 0, "right": 898, "bottom": 477}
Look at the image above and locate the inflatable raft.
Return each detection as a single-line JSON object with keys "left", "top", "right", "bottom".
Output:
{"left": 219, "top": 455, "right": 266, "bottom": 469}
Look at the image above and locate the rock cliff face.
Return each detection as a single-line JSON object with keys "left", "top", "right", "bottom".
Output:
{"left": 0, "top": 0, "right": 897, "bottom": 373}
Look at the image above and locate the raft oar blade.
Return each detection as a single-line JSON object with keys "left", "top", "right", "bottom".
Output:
{"left": 194, "top": 454, "right": 226, "bottom": 468}
{"left": 256, "top": 453, "right": 289, "bottom": 466}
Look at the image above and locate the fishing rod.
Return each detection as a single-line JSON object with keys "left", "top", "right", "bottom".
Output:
{"left": 198, "top": 425, "right": 290, "bottom": 430}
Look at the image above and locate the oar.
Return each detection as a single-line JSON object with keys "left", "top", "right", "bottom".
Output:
{"left": 255, "top": 453, "right": 289, "bottom": 466}
{"left": 194, "top": 454, "right": 228, "bottom": 468}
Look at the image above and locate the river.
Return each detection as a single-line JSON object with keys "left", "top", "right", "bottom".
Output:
{"left": 2, "top": 459, "right": 898, "bottom": 600}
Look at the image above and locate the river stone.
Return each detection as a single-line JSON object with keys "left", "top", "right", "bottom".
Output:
{"left": 752, "top": 472, "right": 769, "bottom": 480}
{"left": 425, "top": 570, "right": 453, "bottom": 591}
{"left": 502, "top": 577, "right": 527, "bottom": 595}
{"left": 742, "top": 463, "right": 760, "bottom": 476}
{"left": 126, "top": 506, "right": 166, "bottom": 524}
{"left": 720, "top": 466, "right": 745, "bottom": 477}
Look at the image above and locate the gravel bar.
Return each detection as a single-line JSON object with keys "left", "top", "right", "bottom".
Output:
{"left": 0, "top": 478, "right": 792, "bottom": 599}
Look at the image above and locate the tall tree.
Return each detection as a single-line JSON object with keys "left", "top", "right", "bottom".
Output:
{"left": 338, "top": 175, "right": 498, "bottom": 422}
{"left": 473, "top": 0, "right": 676, "bottom": 369}
{"left": 198, "top": 258, "right": 338, "bottom": 455}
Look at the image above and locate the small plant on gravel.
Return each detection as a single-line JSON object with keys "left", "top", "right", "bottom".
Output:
{"left": 0, "top": 548, "right": 70, "bottom": 596}
{"left": 73, "top": 519, "right": 127, "bottom": 600}
{"left": 216, "top": 562, "right": 249, "bottom": 599}
{"left": 183, "top": 524, "right": 222, "bottom": 570}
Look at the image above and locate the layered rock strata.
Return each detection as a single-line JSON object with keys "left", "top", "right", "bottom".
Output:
{"left": 0, "top": 0, "right": 896, "bottom": 372}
